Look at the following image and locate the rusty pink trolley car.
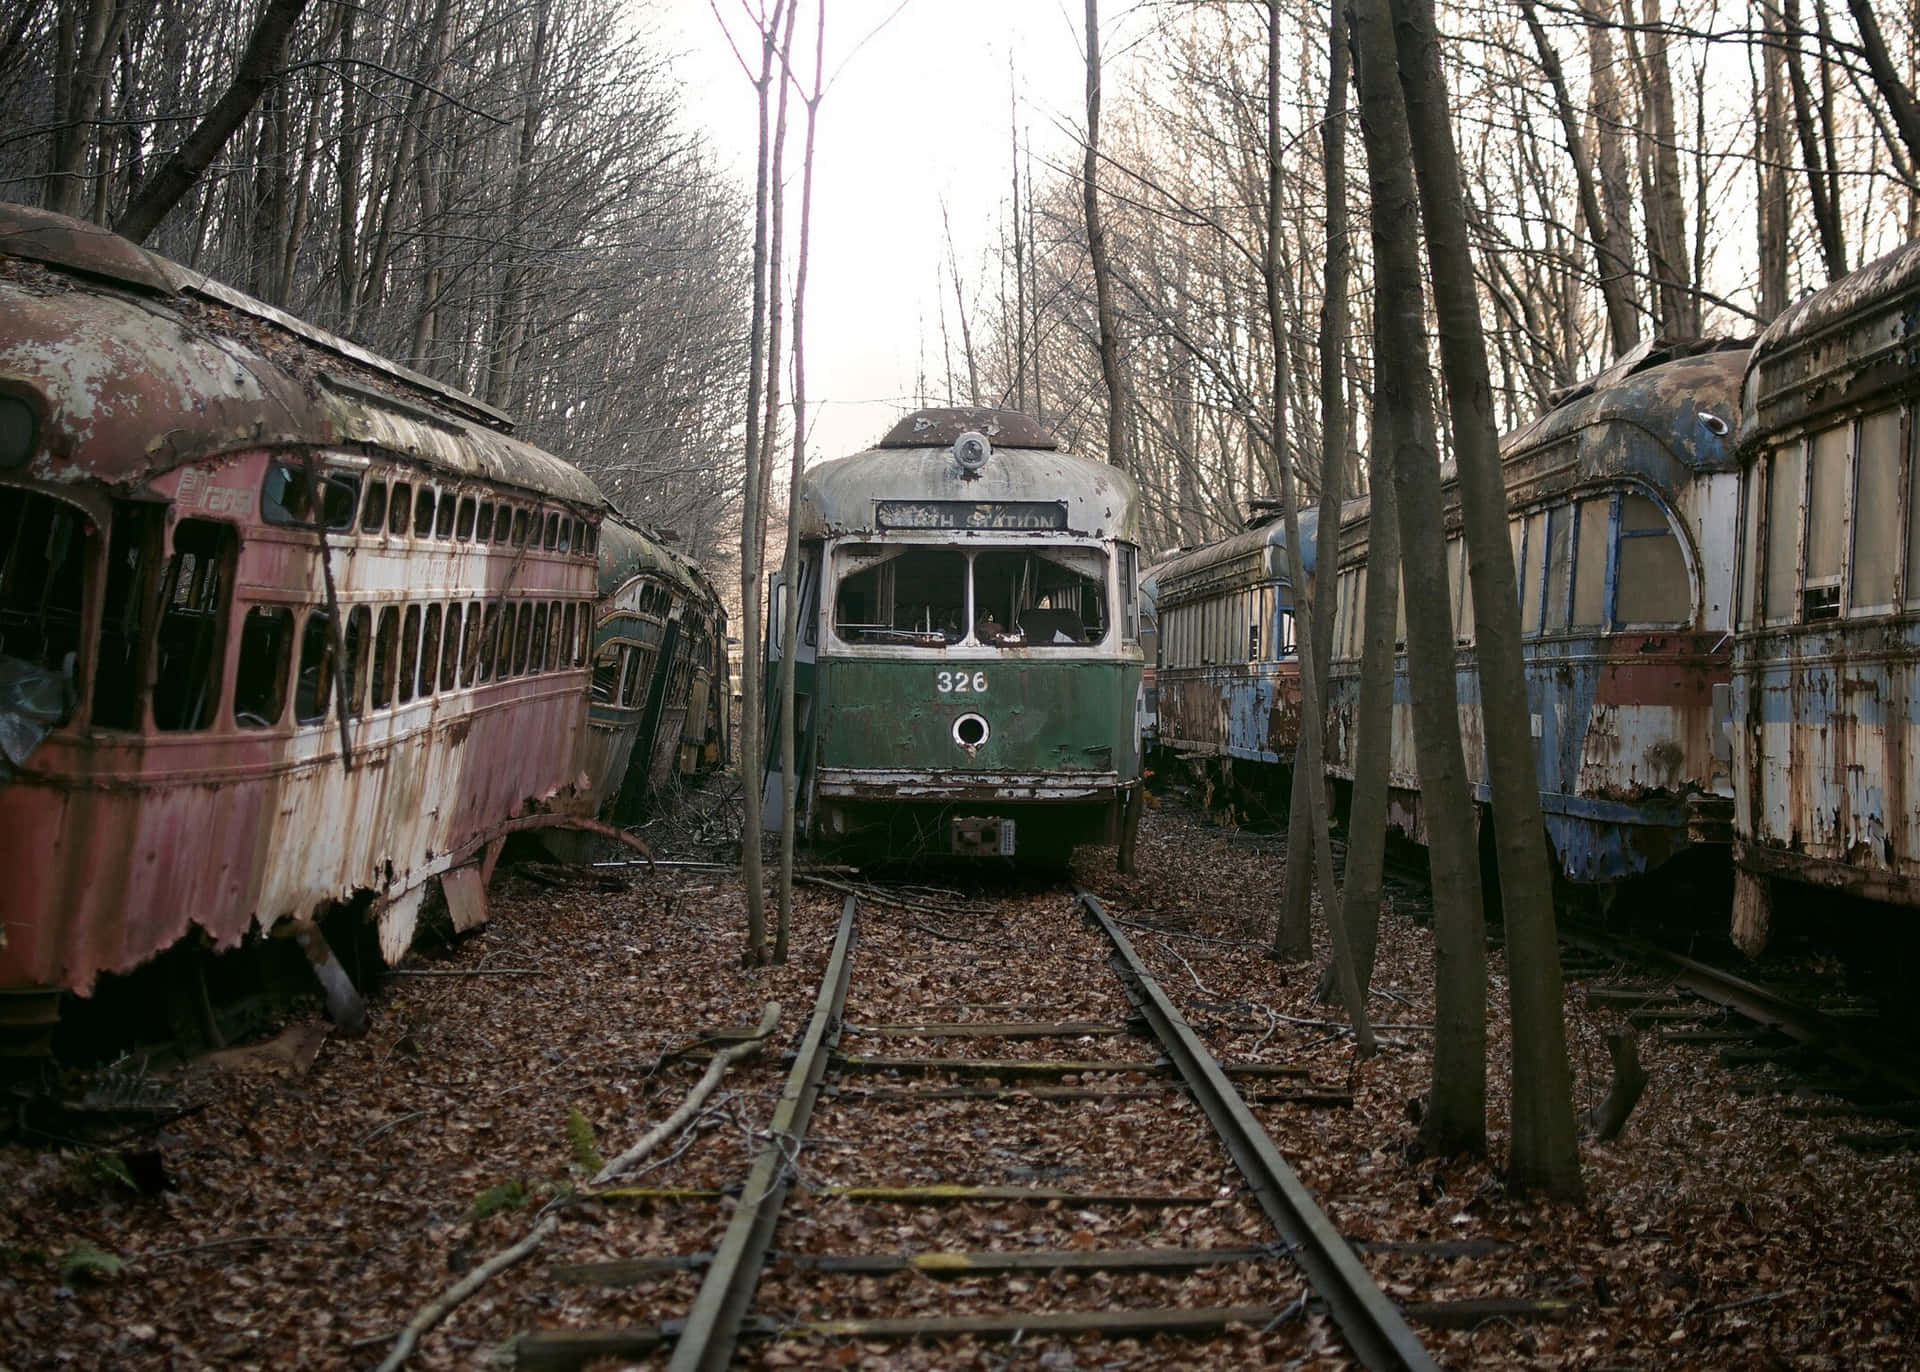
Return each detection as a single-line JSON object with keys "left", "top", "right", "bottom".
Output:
{"left": 0, "top": 205, "right": 634, "bottom": 1050}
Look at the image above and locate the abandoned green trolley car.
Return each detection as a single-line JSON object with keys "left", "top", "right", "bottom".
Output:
{"left": 765, "top": 408, "right": 1146, "bottom": 866}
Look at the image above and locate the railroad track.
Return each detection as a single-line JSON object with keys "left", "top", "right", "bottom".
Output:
{"left": 1560, "top": 924, "right": 1920, "bottom": 1148}
{"left": 500, "top": 886, "right": 1470, "bottom": 1369}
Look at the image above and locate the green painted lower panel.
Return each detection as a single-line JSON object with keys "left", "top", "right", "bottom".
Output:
{"left": 815, "top": 657, "right": 1141, "bottom": 780}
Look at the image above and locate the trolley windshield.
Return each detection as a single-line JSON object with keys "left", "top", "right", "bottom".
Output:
{"left": 832, "top": 542, "right": 1110, "bottom": 648}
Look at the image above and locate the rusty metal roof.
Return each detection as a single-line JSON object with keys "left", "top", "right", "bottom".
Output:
{"left": 598, "top": 516, "right": 698, "bottom": 600}
{"left": 1741, "top": 239, "right": 1920, "bottom": 444}
{"left": 877, "top": 407, "right": 1060, "bottom": 450}
{"left": 1151, "top": 508, "right": 1325, "bottom": 604}
{"left": 0, "top": 205, "right": 607, "bottom": 508}
{"left": 1501, "top": 345, "right": 1748, "bottom": 476}
{"left": 796, "top": 423, "right": 1139, "bottom": 543}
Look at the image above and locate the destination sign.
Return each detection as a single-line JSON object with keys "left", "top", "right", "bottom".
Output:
{"left": 875, "top": 499, "right": 1069, "bottom": 531}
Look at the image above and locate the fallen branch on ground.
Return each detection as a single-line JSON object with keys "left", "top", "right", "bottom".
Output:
{"left": 592, "top": 1002, "right": 782, "bottom": 1186}
{"left": 372, "top": 1213, "right": 558, "bottom": 1372}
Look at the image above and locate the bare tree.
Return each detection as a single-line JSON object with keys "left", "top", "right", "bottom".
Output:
{"left": 1393, "top": 0, "right": 1584, "bottom": 1198}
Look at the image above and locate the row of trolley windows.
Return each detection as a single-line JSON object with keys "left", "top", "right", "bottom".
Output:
{"left": 1328, "top": 489, "right": 1692, "bottom": 660}
{"left": 1160, "top": 587, "right": 1296, "bottom": 668}
{"left": 236, "top": 598, "right": 590, "bottom": 729}
{"left": 1742, "top": 406, "right": 1917, "bottom": 626}
{"left": 260, "top": 462, "right": 596, "bottom": 557}
{"left": 830, "top": 544, "right": 1122, "bottom": 647}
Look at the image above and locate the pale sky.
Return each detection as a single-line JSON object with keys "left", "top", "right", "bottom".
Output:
{"left": 651, "top": 0, "right": 1153, "bottom": 466}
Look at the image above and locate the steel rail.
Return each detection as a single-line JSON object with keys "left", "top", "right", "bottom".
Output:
{"left": 666, "top": 895, "right": 857, "bottom": 1372}
{"left": 1562, "top": 926, "right": 1920, "bottom": 1100}
{"left": 1077, "top": 890, "right": 1441, "bottom": 1372}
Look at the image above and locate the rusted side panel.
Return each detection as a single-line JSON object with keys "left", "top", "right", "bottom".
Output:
{"left": 1155, "top": 664, "right": 1302, "bottom": 764}
{"left": 1733, "top": 623, "right": 1920, "bottom": 904}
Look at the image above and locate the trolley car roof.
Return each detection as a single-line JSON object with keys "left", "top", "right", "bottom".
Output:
{"left": 1501, "top": 343, "right": 1748, "bottom": 479}
{"left": 0, "top": 202, "right": 607, "bottom": 509}
{"left": 1740, "top": 237, "right": 1920, "bottom": 445}
{"left": 796, "top": 409, "right": 1140, "bottom": 543}
{"left": 1151, "top": 509, "right": 1324, "bottom": 604}
{"left": 597, "top": 517, "right": 699, "bottom": 600}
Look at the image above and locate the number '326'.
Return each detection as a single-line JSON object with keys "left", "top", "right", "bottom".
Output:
{"left": 937, "top": 671, "right": 988, "bottom": 693}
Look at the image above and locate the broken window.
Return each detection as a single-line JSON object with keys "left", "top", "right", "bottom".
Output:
{"left": 435, "top": 491, "right": 456, "bottom": 539}
{"left": 294, "top": 608, "right": 335, "bottom": 725}
{"left": 1803, "top": 424, "right": 1848, "bottom": 619}
{"left": 621, "top": 644, "right": 650, "bottom": 707}
{"left": 441, "top": 604, "right": 462, "bottom": 690}
{"left": 233, "top": 605, "right": 294, "bottom": 727}
{"left": 461, "top": 602, "right": 483, "bottom": 686}
{"left": 398, "top": 605, "right": 420, "bottom": 702}
{"left": 973, "top": 546, "right": 1109, "bottom": 646}
{"left": 530, "top": 603, "right": 549, "bottom": 672}
{"left": 261, "top": 462, "right": 357, "bottom": 529}
{"left": 1853, "top": 410, "right": 1901, "bottom": 612}
{"left": 513, "top": 602, "right": 532, "bottom": 674}
{"left": 576, "top": 604, "right": 590, "bottom": 665}
{"left": 419, "top": 605, "right": 442, "bottom": 696}
{"left": 1521, "top": 510, "right": 1547, "bottom": 634}
{"left": 557, "top": 519, "right": 571, "bottom": 553}
{"left": 153, "top": 519, "right": 235, "bottom": 731}
{"left": 562, "top": 604, "right": 577, "bottom": 668}
{"left": 1572, "top": 497, "right": 1610, "bottom": 629}
{"left": 455, "top": 497, "right": 476, "bottom": 541}
{"left": 361, "top": 479, "right": 388, "bottom": 533}
{"left": 0, "top": 488, "right": 91, "bottom": 715}
{"left": 1545, "top": 505, "right": 1572, "bottom": 631}
{"left": 344, "top": 606, "right": 369, "bottom": 715}
{"left": 1615, "top": 494, "right": 1690, "bottom": 625}
{"left": 476, "top": 503, "right": 494, "bottom": 542}
{"left": 480, "top": 602, "right": 502, "bottom": 680}
{"left": 511, "top": 508, "right": 529, "bottom": 546}
{"left": 371, "top": 607, "right": 399, "bottom": 709}
{"left": 93, "top": 500, "right": 162, "bottom": 729}
{"left": 390, "top": 483, "right": 413, "bottom": 536}
{"left": 1764, "top": 442, "right": 1803, "bottom": 623}
{"left": 833, "top": 545, "right": 966, "bottom": 645}
{"left": 593, "top": 643, "right": 622, "bottom": 702}
{"left": 544, "top": 513, "right": 560, "bottom": 550}
{"left": 414, "top": 487, "right": 436, "bottom": 538}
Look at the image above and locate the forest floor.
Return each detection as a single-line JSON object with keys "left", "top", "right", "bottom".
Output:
{"left": 1, "top": 791, "right": 1916, "bottom": 1370}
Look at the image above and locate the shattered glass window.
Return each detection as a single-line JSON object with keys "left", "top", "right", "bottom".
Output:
{"left": 233, "top": 606, "right": 294, "bottom": 727}
{"left": 154, "top": 520, "right": 235, "bottom": 731}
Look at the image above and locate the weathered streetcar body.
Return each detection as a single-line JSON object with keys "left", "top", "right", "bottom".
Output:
{"left": 0, "top": 204, "right": 647, "bottom": 1035}
{"left": 767, "top": 408, "right": 1146, "bottom": 864}
{"left": 1149, "top": 515, "right": 1309, "bottom": 803}
{"left": 1317, "top": 344, "right": 1745, "bottom": 888}
{"left": 1731, "top": 240, "right": 1920, "bottom": 949}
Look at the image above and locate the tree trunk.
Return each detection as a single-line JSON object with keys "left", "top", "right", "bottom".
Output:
{"left": 1265, "top": 0, "right": 1374, "bottom": 1054}
{"left": 1517, "top": 0, "right": 1639, "bottom": 359}
{"left": 1633, "top": 0, "right": 1697, "bottom": 336}
{"left": 1780, "top": 0, "right": 1848, "bottom": 279}
{"left": 1274, "top": 0, "right": 1351, "bottom": 963}
{"left": 1581, "top": 0, "right": 1637, "bottom": 333}
{"left": 1846, "top": 0, "right": 1920, "bottom": 176}
{"left": 1330, "top": 452, "right": 1400, "bottom": 999}
{"left": 1756, "top": 2, "right": 1791, "bottom": 321}
{"left": 1390, "top": 0, "right": 1582, "bottom": 1198}
{"left": 776, "top": 0, "right": 825, "bottom": 967}
{"left": 1083, "top": 0, "right": 1128, "bottom": 472}
{"left": 738, "top": 2, "right": 788, "bottom": 967}
{"left": 1352, "top": 0, "right": 1486, "bottom": 1157}
{"left": 115, "top": 0, "right": 313, "bottom": 244}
